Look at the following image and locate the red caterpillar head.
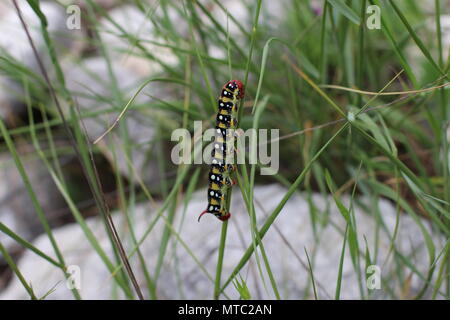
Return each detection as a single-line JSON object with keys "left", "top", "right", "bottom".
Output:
{"left": 218, "top": 212, "right": 231, "bottom": 221}
{"left": 225, "top": 80, "right": 245, "bottom": 99}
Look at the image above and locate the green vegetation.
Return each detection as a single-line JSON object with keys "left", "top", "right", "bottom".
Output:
{"left": 0, "top": 0, "right": 448, "bottom": 300}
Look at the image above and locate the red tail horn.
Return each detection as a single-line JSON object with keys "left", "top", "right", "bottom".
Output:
{"left": 198, "top": 210, "right": 208, "bottom": 222}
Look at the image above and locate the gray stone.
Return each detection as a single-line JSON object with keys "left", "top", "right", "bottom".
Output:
{"left": 0, "top": 149, "right": 67, "bottom": 258}
{"left": 0, "top": 184, "right": 443, "bottom": 299}
{"left": 0, "top": 1, "right": 82, "bottom": 120}
{"left": 61, "top": 56, "right": 170, "bottom": 182}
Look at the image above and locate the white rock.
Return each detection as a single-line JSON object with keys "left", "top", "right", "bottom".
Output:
{"left": 62, "top": 56, "right": 169, "bottom": 181}
{"left": 406, "top": 10, "right": 450, "bottom": 79}
{"left": 0, "top": 150, "right": 66, "bottom": 258}
{"left": 59, "top": 4, "right": 183, "bottom": 181}
{"left": 205, "top": 0, "right": 289, "bottom": 60}
{"left": 0, "top": 1, "right": 82, "bottom": 119}
{"left": 98, "top": 4, "right": 180, "bottom": 77}
{"left": 0, "top": 184, "right": 443, "bottom": 299}
{"left": 0, "top": 2, "right": 68, "bottom": 69}
{"left": 439, "top": 15, "right": 450, "bottom": 59}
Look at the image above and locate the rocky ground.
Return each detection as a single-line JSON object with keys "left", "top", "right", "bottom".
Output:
{"left": 1, "top": 184, "right": 442, "bottom": 299}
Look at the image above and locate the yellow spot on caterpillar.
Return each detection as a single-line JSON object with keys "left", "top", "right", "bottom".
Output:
{"left": 213, "top": 152, "right": 224, "bottom": 159}
{"left": 212, "top": 167, "right": 221, "bottom": 174}
{"left": 210, "top": 183, "right": 220, "bottom": 190}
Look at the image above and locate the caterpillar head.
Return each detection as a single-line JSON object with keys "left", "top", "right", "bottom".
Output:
{"left": 218, "top": 212, "right": 231, "bottom": 221}
{"left": 225, "top": 80, "right": 245, "bottom": 99}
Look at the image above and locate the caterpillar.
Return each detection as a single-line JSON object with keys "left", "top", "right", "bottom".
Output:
{"left": 198, "top": 80, "right": 245, "bottom": 222}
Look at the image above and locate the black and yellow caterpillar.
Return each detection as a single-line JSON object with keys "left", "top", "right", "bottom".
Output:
{"left": 198, "top": 80, "right": 245, "bottom": 222}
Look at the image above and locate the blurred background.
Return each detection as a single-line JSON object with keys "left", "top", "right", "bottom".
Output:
{"left": 0, "top": 0, "right": 449, "bottom": 300}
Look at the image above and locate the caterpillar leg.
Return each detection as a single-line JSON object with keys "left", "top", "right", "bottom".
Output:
{"left": 225, "top": 164, "right": 236, "bottom": 173}
{"left": 225, "top": 177, "right": 237, "bottom": 186}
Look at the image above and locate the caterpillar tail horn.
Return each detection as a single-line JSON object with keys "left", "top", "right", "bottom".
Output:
{"left": 198, "top": 210, "right": 208, "bottom": 222}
